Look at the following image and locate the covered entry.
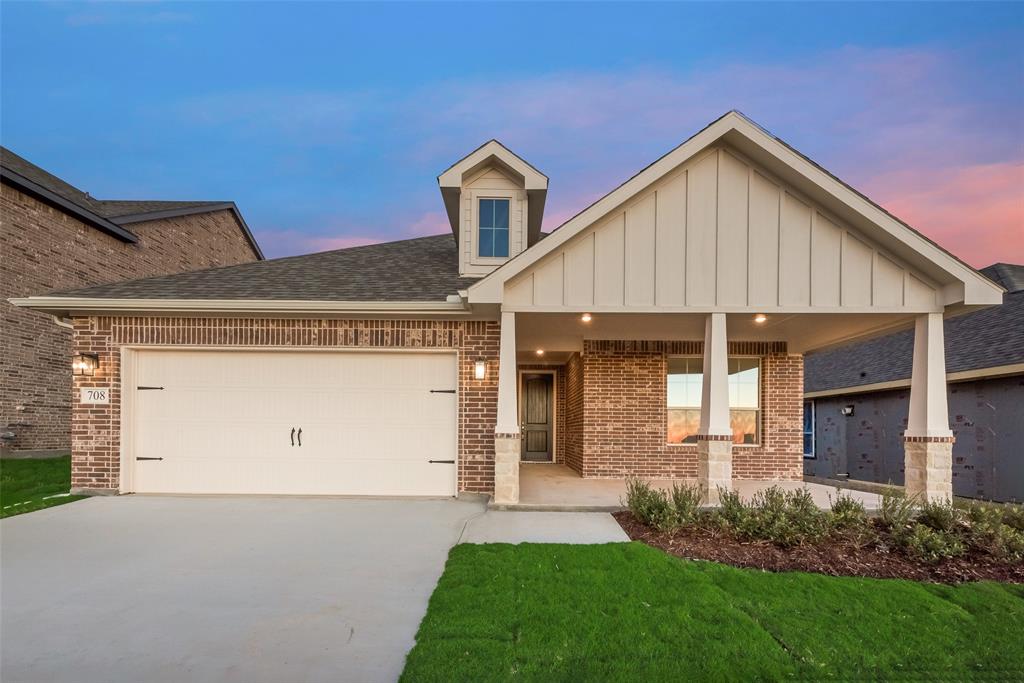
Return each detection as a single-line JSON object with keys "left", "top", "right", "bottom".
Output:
{"left": 124, "top": 349, "right": 458, "bottom": 496}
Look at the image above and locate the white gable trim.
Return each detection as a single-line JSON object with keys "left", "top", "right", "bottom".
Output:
{"left": 468, "top": 112, "right": 1002, "bottom": 308}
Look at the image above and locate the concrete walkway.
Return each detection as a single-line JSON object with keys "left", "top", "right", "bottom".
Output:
{"left": 1, "top": 495, "right": 485, "bottom": 683}
{"left": 460, "top": 511, "right": 629, "bottom": 544}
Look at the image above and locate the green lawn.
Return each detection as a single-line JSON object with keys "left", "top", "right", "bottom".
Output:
{"left": 0, "top": 456, "right": 86, "bottom": 518}
{"left": 401, "top": 542, "right": 1024, "bottom": 682}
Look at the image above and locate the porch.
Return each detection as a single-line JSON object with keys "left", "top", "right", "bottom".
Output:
{"left": 497, "top": 463, "right": 881, "bottom": 511}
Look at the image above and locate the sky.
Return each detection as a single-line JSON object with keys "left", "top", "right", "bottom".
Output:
{"left": 2, "top": 2, "right": 1022, "bottom": 267}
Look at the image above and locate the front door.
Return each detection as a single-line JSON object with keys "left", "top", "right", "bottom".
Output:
{"left": 521, "top": 373, "right": 553, "bottom": 462}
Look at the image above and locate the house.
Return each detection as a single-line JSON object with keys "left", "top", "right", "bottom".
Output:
{"left": 10, "top": 112, "right": 1004, "bottom": 504}
{"left": 804, "top": 263, "right": 1024, "bottom": 502}
{"left": 1, "top": 147, "right": 263, "bottom": 455}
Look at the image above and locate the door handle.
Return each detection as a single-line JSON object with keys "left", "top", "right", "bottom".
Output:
{"left": 291, "top": 428, "right": 295, "bottom": 447}
{"left": 297, "top": 428, "right": 302, "bottom": 447}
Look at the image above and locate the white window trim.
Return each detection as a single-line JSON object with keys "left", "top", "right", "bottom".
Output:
{"left": 666, "top": 355, "right": 762, "bottom": 447}
{"left": 803, "top": 400, "right": 816, "bottom": 459}
{"left": 470, "top": 190, "right": 515, "bottom": 266}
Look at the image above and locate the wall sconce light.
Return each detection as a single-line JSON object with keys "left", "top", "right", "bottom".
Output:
{"left": 535, "top": 349, "right": 545, "bottom": 357}
{"left": 72, "top": 353, "right": 98, "bottom": 377}
{"left": 753, "top": 313, "right": 767, "bottom": 324}
{"left": 581, "top": 313, "right": 592, "bottom": 323}
{"left": 840, "top": 405, "right": 855, "bottom": 417}
{"left": 474, "top": 359, "right": 487, "bottom": 380}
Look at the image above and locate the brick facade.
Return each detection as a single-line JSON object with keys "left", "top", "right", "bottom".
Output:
{"left": 563, "top": 340, "right": 804, "bottom": 481}
{"left": 69, "top": 317, "right": 501, "bottom": 494}
{"left": 1, "top": 184, "right": 259, "bottom": 452}
{"left": 66, "top": 313, "right": 804, "bottom": 495}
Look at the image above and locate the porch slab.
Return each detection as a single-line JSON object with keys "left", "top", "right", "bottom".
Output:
{"left": 510, "top": 463, "right": 881, "bottom": 511}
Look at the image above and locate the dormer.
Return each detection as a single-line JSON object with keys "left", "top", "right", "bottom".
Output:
{"left": 439, "top": 140, "right": 547, "bottom": 277}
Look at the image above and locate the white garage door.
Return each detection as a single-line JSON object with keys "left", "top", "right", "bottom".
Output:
{"left": 129, "top": 350, "right": 458, "bottom": 496}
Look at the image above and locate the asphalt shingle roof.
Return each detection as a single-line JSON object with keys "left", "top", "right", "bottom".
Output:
{"left": 805, "top": 268, "right": 1024, "bottom": 393}
{"left": 980, "top": 263, "right": 1024, "bottom": 294}
{"left": 48, "top": 234, "right": 479, "bottom": 302}
{"left": 1, "top": 147, "right": 228, "bottom": 220}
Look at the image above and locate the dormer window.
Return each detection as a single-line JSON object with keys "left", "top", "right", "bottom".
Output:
{"left": 478, "top": 198, "right": 510, "bottom": 258}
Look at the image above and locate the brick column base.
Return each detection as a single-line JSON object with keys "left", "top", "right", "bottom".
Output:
{"left": 697, "top": 436, "right": 733, "bottom": 505}
{"left": 493, "top": 434, "right": 521, "bottom": 505}
{"left": 904, "top": 436, "right": 954, "bottom": 502}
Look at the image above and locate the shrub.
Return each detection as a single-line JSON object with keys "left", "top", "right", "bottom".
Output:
{"left": 716, "top": 487, "right": 750, "bottom": 530}
{"left": 902, "top": 524, "right": 965, "bottom": 564}
{"left": 879, "top": 490, "right": 917, "bottom": 532}
{"left": 827, "top": 490, "right": 874, "bottom": 544}
{"left": 965, "top": 501, "right": 1024, "bottom": 562}
{"left": 669, "top": 482, "right": 703, "bottom": 525}
{"left": 829, "top": 490, "right": 867, "bottom": 525}
{"left": 624, "top": 478, "right": 679, "bottom": 531}
{"left": 917, "top": 499, "right": 962, "bottom": 534}
{"left": 718, "top": 486, "right": 827, "bottom": 548}
{"left": 1003, "top": 503, "right": 1024, "bottom": 532}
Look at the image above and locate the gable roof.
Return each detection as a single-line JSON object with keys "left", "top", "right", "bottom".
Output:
{"left": 467, "top": 111, "right": 1002, "bottom": 308}
{"left": 0, "top": 146, "right": 263, "bottom": 258}
{"left": 26, "top": 234, "right": 475, "bottom": 308}
{"left": 805, "top": 272, "right": 1024, "bottom": 395}
{"left": 438, "top": 139, "right": 548, "bottom": 245}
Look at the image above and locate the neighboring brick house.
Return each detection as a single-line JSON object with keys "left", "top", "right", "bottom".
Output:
{"left": 12, "top": 112, "right": 1004, "bottom": 505}
{"left": 804, "top": 263, "right": 1024, "bottom": 502}
{"left": 1, "top": 147, "right": 262, "bottom": 454}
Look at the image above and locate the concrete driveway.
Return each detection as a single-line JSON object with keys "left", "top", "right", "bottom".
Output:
{"left": 1, "top": 494, "right": 485, "bottom": 683}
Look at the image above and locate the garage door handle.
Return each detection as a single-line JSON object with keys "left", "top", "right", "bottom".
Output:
{"left": 428, "top": 459, "right": 455, "bottom": 464}
{"left": 291, "top": 428, "right": 295, "bottom": 446}
{"left": 297, "top": 428, "right": 302, "bottom": 447}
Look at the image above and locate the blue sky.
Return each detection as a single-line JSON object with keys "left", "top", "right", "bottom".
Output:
{"left": 2, "top": 2, "right": 1022, "bottom": 265}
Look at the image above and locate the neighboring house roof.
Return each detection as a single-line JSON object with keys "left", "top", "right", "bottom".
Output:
{"left": 41, "top": 234, "right": 477, "bottom": 303}
{"left": 0, "top": 146, "right": 263, "bottom": 258}
{"left": 980, "top": 263, "right": 1024, "bottom": 294}
{"left": 805, "top": 268, "right": 1024, "bottom": 396}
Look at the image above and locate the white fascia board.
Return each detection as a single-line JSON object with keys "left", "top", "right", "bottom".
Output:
{"left": 468, "top": 111, "right": 1003, "bottom": 307}
{"left": 438, "top": 140, "right": 548, "bottom": 191}
{"left": 805, "top": 362, "right": 1024, "bottom": 399}
{"left": 8, "top": 297, "right": 472, "bottom": 316}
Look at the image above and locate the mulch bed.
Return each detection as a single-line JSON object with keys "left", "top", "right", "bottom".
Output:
{"left": 613, "top": 511, "right": 1024, "bottom": 584}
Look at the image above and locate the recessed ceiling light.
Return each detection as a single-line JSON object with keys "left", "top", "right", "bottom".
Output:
{"left": 581, "top": 313, "right": 592, "bottom": 323}
{"left": 753, "top": 313, "right": 768, "bottom": 324}
{"left": 535, "top": 349, "right": 545, "bottom": 356}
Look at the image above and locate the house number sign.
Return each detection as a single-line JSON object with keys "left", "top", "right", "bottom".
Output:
{"left": 80, "top": 387, "right": 110, "bottom": 404}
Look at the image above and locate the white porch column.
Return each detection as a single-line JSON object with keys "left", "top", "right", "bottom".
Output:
{"left": 697, "top": 313, "right": 733, "bottom": 504}
{"left": 493, "top": 309, "right": 521, "bottom": 505}
{"left": 904, "top": 313, "right": 954, "bottom": 502}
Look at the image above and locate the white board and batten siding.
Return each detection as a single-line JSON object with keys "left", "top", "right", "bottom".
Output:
{"left": 125, "top": 349, "right": 458, "bottom": 497}
{"left": 504, "top": 148, "right": 940, "bottom": 313}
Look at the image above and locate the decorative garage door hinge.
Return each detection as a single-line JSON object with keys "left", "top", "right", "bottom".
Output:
{"left": 137, "top": 386, "right": 164, "bottom": 390}
{"left": 429, "top": 389, "right": 456, "bottom": 394}
{"left": 428, "top": 460, "right": 455, "bottom": 464}
{"left": 136, "top": 457, "right": 163, "bottom": 461}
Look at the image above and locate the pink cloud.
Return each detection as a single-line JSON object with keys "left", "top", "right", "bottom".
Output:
{"left": 864, "top": 162, "right": 1024, "bottom": 268}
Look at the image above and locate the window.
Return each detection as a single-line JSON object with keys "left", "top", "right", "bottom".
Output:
{"left": 666, "top": 357, "right": 760, "bottom": 445}
{"left": 478, "top": 198, "right": 510, "bottom": 258}
{"left": 803, "top": 400, "right": 815, "bottom": 458}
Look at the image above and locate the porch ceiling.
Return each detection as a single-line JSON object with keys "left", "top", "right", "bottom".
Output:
{"left": 515, "top": 311, "right": 921, "bottom": 357}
